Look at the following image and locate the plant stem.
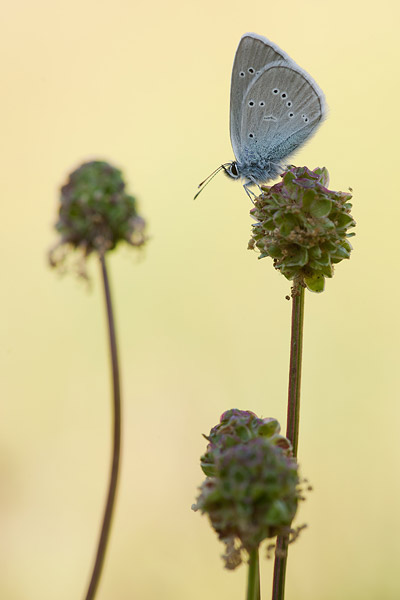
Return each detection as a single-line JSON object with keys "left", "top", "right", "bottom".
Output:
{"left": 271, "top": 281, "right": 305, "bottom": 600}
{"left": 247, "top": 547, "right": 261, "bottom": 600}
{"left": 84, "top": 254, "right": 122, "bottom": 600}
{"left": 285, "top": 281, "right": 305, "bottom": 458}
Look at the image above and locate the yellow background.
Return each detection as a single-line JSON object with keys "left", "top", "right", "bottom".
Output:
{"left": 1, "top": 1, "right": 399, "bottom": 599}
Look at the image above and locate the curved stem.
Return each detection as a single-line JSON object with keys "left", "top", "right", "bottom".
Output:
{"left": 83, "top": 254, "right": 122, "bottom": 600}
{"left": 247, "top": 547, "right": 261, "bottom": 600}
{"left": 271, "top": 281, "right": 305, "bottom": 600}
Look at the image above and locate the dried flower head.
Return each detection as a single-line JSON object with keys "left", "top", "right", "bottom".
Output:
{"left": 248, "top": 166, "right": 355, "bottom": 292}
{"left": 49, "top": 160, "right": 146, "bottom": 273}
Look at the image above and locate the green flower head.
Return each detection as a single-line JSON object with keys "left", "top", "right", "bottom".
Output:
{"left": 193, "top": 411, "right": 302, "bottom": 569}
{"left": 248, "top": 166, "right": 355, "bottom": 292}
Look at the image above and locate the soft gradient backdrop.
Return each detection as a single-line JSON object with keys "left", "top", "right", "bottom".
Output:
{"left": 1, "top": 1, "right": 399, "bottom": 599}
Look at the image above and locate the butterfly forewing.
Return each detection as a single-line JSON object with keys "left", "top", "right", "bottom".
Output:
{"left": 239, "top": 63, "right": 325, "bottom": 164}
{"left": 230, "top": 34, "right": 291, "bottom": 160}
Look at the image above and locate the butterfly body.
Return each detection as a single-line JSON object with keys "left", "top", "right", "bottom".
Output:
{"left": 195, "top": 33, "right": 326, "bottom": 199}
{"left": 224, "top": 153, "right": 282, "bottom": 186}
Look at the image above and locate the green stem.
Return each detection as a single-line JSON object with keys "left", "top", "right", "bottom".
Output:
{"left": 83, "top": 254, "right": 122, "bottom": 600}
{"left": 247, "top": 547, "right": 261, "bottom": 600}
{"left": 271, "top": 281, "right": 305, "bottom": 600}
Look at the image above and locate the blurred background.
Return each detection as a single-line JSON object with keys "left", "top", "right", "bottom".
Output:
{"left": 1, "top": 1, "right": 399, "bottom": 599}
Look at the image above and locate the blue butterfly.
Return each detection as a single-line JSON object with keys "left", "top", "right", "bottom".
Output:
{"left": 196, "top": 33, "right": 326, "bottom": 199}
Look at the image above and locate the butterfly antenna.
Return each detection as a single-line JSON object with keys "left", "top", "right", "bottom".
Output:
{"left": 194, "top": 164, "right": 229, "bottom": 200}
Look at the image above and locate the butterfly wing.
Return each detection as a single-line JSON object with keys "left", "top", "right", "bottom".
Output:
{"left": 238, "top": 61, "right": 326, "bottom": 168}
{"left": 230, "top": 33, "right": 292, "bottom": 160}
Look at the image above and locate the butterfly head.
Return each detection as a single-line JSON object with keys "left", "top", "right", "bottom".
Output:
{"left": 223, "top": 161, "right": 240, "bottom": 180}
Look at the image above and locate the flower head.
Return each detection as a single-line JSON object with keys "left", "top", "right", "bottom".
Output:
{"left": 248, "top": 166, "right": 355, "bottom": 292}
{"left": 49, "top": 160, "right": 146, "bottom": 273}
{"left": 193, "top": 410, "right": 301, "bottom": 569}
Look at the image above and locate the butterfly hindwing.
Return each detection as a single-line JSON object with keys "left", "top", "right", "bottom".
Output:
{"left": 238, "top": 62, "right": 325, "bottom": 164}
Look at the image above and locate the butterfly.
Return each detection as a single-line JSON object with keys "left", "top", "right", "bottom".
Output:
{"left": 195, "top": 33, "right": 326, "bottom": 199}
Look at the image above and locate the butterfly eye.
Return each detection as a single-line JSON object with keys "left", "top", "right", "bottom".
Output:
{"left": 230, "top": 163, "right": 239, "bottom": 177}
{"left": 239, "top": 71, "right": 245, "bottom": 78}
{"left": 259, "top": 101, "right": 265, "bottom": 107}
{"left": 272, "top": 88, "right": 279, "bottom": 95}
{"left": 248, "top": 100, "right": 255, "bottom": 107}
{"left": 248, "top": 67, "right": 255, "bottom": 74}
{"left": 281, "top": 92, "right": 287, "bottom": 99}
{"left": 286, "top": 101, "right": 292, "bottom": 107}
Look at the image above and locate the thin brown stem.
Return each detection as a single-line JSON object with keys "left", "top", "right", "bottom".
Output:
{"left": 83, "top": 254, "right": 121, "bottom": 600}
{"left": 285, "top": 282, "right": 305, "bottom": 458}
{"left": 271, "top": 281, "right": 305, "bottom": 600}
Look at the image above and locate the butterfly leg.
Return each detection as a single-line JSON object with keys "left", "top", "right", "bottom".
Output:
{"left": 249, "top": 175, "right": 264, "bottom": 193}
{"left": 243, "top": 177, "right": 263, "bottom": 202}
{"left": 242, "top": 182, "right": 257, "bottom": 203}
